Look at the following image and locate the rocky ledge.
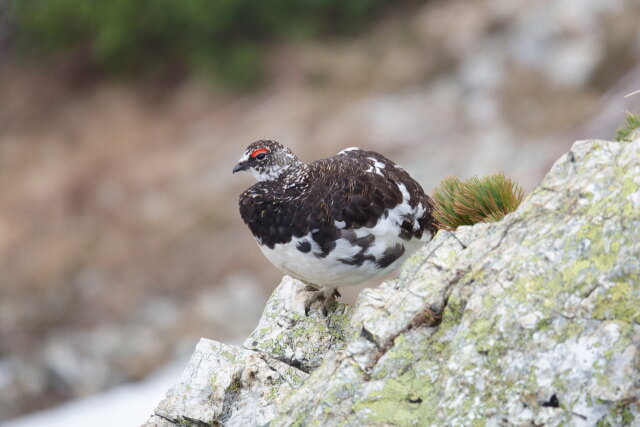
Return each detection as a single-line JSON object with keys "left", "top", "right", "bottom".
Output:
{"left": 144, "top": 133, "right": 640, "bottom": 426}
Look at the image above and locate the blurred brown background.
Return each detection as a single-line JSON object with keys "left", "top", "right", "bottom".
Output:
{"left": 1, "top": 0, "right": 640, "bottom": 422}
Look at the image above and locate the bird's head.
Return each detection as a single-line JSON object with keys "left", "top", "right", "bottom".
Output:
{"left": 233, "top": 140, "right": 302, "bottom": 182}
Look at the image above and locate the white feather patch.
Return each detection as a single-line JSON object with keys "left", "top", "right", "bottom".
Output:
{"left": 257, "top": 180, "right": 431, "bottom": 288}
{"left": 338, "top": 147, "right": 361, "bottom": 154}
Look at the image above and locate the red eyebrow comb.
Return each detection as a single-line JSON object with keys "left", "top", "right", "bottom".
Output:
{"left": 250, "top": 148, "right": 269, "bottom": 158}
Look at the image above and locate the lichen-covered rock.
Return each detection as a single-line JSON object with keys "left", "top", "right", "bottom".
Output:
{"left": 144, "top": 415, "right": 175, "bottom": 427}
{"left": 271, "top": 136, "right": 640, "bottom": 426}
{"left": 243, "top": 276, "right": 352, "bottom": 372}
{"left": 143, "top": 339, "right": 307, "bottom": 426}
{"left": 146, "top": 136, "right": 640, "bottom": 427}
{"left": 143, "top": 277, "right": 350, "bottom": 426}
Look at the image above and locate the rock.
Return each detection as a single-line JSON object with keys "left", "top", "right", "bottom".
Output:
{"left": 144, "top": 338, "right": 307, "bottom": 427}
{"left": 143, "top": 415, "right": 175, "bottom": 427}
{"left": 272, "top": 137, "right": 640, "bottom": 426}
{"left": 145, "top": 136, "right": 640, "bottom": 426}
{"left": 143, "top": 277, "right": 350, "bottom": 426}
{"left": 243, "top": 276, "right": 352, "bottom": 372}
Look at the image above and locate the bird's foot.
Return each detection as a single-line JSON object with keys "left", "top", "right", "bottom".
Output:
{"left": 303, "top": 285, "right": 341, "bottom": 316}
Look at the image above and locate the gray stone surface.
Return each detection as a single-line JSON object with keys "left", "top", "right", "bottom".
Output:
{"left": 144, "top": 338, "right": 307, "bottom": 427}
{"left": 143, "top": 276, "right": 350, "bottom": 426}
{"left": 145, "top": 136, "right": 640, "bottom": 426}
{"left": 143, "top": 415, "right": 175, "bottom": 427}
{"left": 243, "top": 275, "right": 352, "bottom": 372}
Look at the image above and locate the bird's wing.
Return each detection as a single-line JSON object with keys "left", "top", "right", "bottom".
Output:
{"left": 239, "top": 183, "right": 303, "bottom": 247}
{"left": 306, "top": 151, "right": 423, "bottom": 229}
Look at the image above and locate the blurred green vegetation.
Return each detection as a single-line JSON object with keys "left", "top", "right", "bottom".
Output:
{"left": 9, "top": 0, "right": 418, "bottom": 89}
{"left": 615, "top": 112, "right": 640, "bottom": 141}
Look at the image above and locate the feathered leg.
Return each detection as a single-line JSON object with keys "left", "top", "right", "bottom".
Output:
{"left": 303, "top": 285, "right": 341, "bottom": 316}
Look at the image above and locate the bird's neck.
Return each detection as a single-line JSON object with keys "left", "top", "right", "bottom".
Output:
{"left": 253, "top": 160, "right": 308, "bottom": 184}
{"left": 280, "top": 162, "right": 309, "bottom": 186}
{"left": 251, "top": 153, "right": 306, "bottom": 182}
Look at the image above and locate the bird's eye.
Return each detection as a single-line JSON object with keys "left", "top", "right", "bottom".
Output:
{"left": 250, "top": 148, "right": 269, "bottom": 160}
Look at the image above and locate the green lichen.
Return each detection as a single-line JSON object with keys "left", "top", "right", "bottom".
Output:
{"left": 267, "top": 385, "right": 280, "bottom": 401}
{"left": 221, "top": 350, "right": 236, "bottom": 362}
{"left": 353, "top": 292, "right": 472, "bottom": 424}
{"left": 209, "top": 375, "right": 218, "bottom": 389}
{"left": 603, "top": 322, "right": 634, "bottom": 363}
{"left": 267, "top": 339, "right": 285, "bottom": 357}
{"left": 371, "top": 334, "right": 421, "bottom": 381}
{"left": 327, "top": 308, "right": 351, "bottom": 341}
{"left": 354, "top": 366, "right": 438, "bottom": 425}
{"left": 289, "top": 411, "right": 307, "bottom": 427}
{"left": 597, "top": 401, "right": 636, "bottom": 426}
{"left": 593, "top": 281, "right": 640, "bottom": 323}
{"left": 621, "top": 177, "right": 638, "bottom": 196}
{"left": 252, "top": 304, "right": 352, "bottom": 371}
{"left": 468, "top": 318, "right": 492, "bottom": 337}
{"left": 227, "top": 377, "right": 242, "bottom": 392}
{"left": 621, "top": 407, "right": 635, "bottom": 425}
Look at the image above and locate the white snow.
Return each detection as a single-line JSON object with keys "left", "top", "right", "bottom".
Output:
{"left": 2, "top": 361, "right": 186, "bottom": 427}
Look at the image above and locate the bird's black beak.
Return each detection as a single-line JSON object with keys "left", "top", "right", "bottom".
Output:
{"left": 233, "top": 163, "right": 249, "bottom": 173}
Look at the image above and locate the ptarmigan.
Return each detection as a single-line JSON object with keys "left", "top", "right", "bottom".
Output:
{"left": 234, "top": 139, "right": 438, "bottom": 314}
